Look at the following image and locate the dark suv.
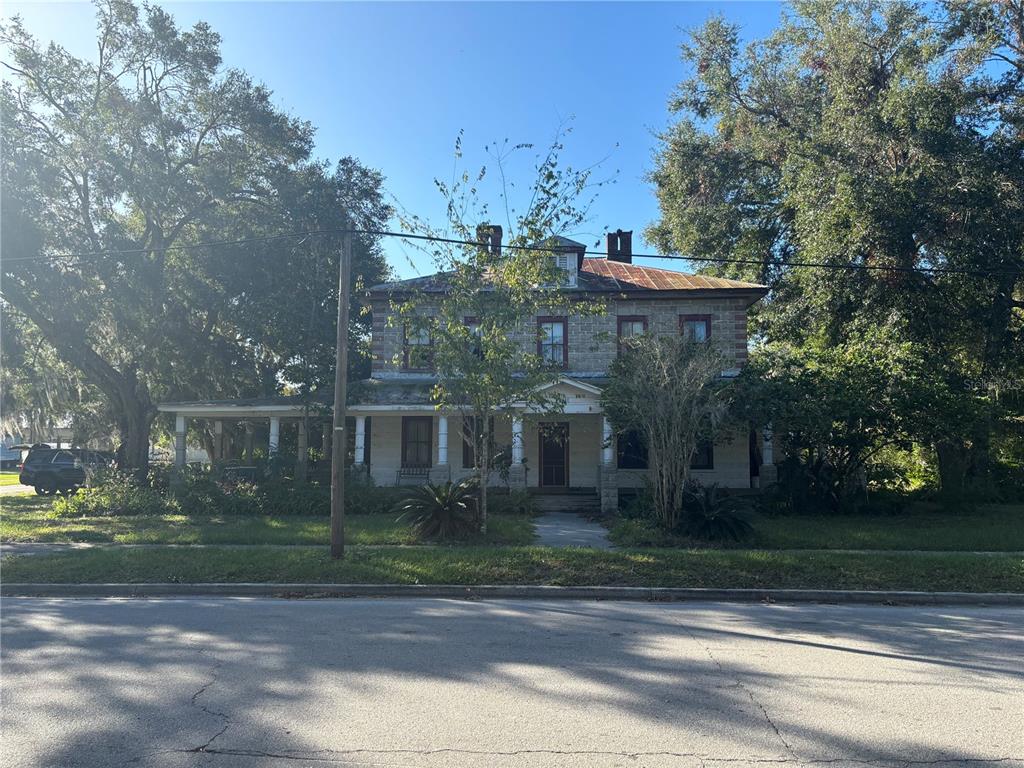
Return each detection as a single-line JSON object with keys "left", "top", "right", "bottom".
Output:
{"left": 19, "top": 447, "right": 112, "bottom": 496}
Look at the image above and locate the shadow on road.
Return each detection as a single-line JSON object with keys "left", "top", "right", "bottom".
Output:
{"left": 2, "top": 599, "right": 1021, "bottom": 766}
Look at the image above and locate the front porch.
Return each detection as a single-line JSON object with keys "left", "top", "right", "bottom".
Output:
{"left": 157, "top": 377, "right": 778, "bottom": 514}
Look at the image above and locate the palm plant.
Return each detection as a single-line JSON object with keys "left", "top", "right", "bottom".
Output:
{"left": 393, "top": 478, "right": 479, "bottom": 541}
{"left": 680, "top": 482, "right": 755, "bottom": 542}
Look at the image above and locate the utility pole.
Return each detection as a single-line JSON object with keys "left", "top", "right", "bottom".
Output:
{"left": 330, "top": 227, "right": 352, "bottom": 559}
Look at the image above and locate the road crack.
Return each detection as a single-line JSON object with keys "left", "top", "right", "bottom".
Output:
{"left": 684, "top": 626, "right": 798, "bottom": 759}
{"left": 185, "top": 658, "right": 232, "bottom": 753}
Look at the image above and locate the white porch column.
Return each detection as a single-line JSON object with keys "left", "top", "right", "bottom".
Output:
{"left": 354, "top": 416, "right": 366, "bottom": 465}
{"left": 760, "top": 423, "right": 777, "bottom": 487}
{"left": 509, "top": 415, "right": 526, "bottom": 488}
{"left": 213, "top": 419, "right": 224, "bottom": 462}
{"left": 601, "top": 416, "right": 614, "bottom": 466}
{"left": 511, "top": 416, "right": 524, "bottom": 464}
{"left": 174, "top": 415, "right": 187, "bottom": 469}
{"left": 268, "top": 416, "right": 280, "bottom": 457}
{"left": 295, "top": 418, "right": 308, "bottom": 482}
{"left": 437, "top": 415, "right": 448, "bottom": 465}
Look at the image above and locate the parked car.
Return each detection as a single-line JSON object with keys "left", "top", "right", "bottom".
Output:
{"left": 18, "top": 447, "right": 113, "bottom": 496}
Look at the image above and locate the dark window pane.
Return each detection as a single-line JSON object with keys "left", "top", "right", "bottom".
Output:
{"left": 616, "top": 429, "right": 648, "bottom": 469}
{"left": 691, "top": 440, "right": 714, "bottom": 470}
{"left": 402, "top": 417, "right": 432, "bottom": 467}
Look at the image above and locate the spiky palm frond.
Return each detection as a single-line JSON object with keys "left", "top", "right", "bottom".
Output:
{"left": 393, "top": 477, "right": 479, "bottom": 541}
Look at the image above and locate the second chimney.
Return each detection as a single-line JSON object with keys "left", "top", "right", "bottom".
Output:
{"left": 607, "top": 229, "right": 633, "bottom": 264}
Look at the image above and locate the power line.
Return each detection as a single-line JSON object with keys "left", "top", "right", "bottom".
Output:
{"left": 1, "top": 227, "right": 1019, "bottom": 279}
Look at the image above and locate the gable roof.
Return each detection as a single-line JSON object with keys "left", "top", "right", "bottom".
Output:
{"left": 369, "top": 257, "right": 767, "bottom": 298}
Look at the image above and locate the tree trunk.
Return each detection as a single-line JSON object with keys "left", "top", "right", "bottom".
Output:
{"left": 117, "top": 393, "right": 155, "bottom": 480}
{"left": 936, "top": 440, "right": 969, "bottom": 499}
{"left": 479, "top": 414, "right": 490, "bottom": 534}
{"left": 3, "top": 280, "right": 156, "bottom": 479}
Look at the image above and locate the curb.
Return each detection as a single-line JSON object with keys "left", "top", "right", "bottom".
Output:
{"left": 2, "top": 583, "right": 1023, "bottom": 604}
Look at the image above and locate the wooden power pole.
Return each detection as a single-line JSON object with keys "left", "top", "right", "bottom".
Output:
{"left": 330, "top": 227, "right": 353, "bottom": 559}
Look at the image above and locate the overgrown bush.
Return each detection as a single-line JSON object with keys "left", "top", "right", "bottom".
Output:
{"left": 392, "top": 478, "right": 479, "bottom": 541}
{"left": 345, "top": 472, "right": 406, "bottom": 515}
{"left": 489, "top": 489, "right": 538, "bottom": 517}
{"left": 53, "top": 469, "right": 168, "bottom": 517}
{"left": 52, "top": 466, "right": 403, "bottom": 517}
{"left": 618, "top": 487, "right": 655, "bottom": 520}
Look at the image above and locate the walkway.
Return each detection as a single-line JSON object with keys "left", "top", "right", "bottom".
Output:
{"left": 533, "top": 511, "right": 613, "bottom": 549}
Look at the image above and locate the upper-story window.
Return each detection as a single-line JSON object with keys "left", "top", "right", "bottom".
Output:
{"left": 537, "top": 317, "right": 568, "bottom": 368}
{"left": 680, "top": 314, "right": 712, "bottom": 343}
{"left": 617, "top": 316, "right": 647, "bottom": 350}
{"left": 403, "top": 324, "right": 433, "bottom": 370}
{"left": 464, "top": 317, "right": 483, "bottom": 359}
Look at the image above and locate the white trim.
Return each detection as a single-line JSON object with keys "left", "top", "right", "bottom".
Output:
{"left": 157, "top": 404, "right": 311, "bottom": 418}
{"left": 534, "top": 375, "right": 604, "bottom": 396}
{"left": 347, "top": 404, "right": 435, "bottom": 413}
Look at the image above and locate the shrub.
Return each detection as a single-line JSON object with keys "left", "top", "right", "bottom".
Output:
{"left": 392, "top": 478, "right": 479, "bottom": 541}
{"left": 618, "top": 487, "right": 655, "bottom": 520}
{"left": 53, "top": 470, "right": 169, "bottom": 517}
{"left": 345, "top": 472, "right": 406, "bottom": 515}
{"left": 489, "top": 489, "right": 537, "bottom": 517}
{"left": 257, "top": 482, "right": 330, "bottom": 516}
{"left": 680, "top": 483, "right": 755, "bottom": 542}
{"left": 52, "top": 465, "right": 410, "bottom": 518}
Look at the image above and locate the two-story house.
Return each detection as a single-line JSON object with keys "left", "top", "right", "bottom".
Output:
{"left": 345, "top": 232, "right": 770, "bottom": 513}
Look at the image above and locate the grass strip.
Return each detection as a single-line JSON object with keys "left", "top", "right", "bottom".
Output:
{"left": 3, "top": 546, "right": 1021, "bottom": 592}
{"left": 608, "top": 503, "right": 1024, "bottom": 552}
{"left": 0, "top": 496, "right": 534, "bottom": 546}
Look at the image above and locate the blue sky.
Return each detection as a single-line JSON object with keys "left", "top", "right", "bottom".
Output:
{"left": 5, "top": 1, "right": 784, "bottom": 278}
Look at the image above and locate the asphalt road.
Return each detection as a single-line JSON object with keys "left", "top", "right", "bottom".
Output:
{"left": 1, "top": 599, "right": 1021, "bottom": 768}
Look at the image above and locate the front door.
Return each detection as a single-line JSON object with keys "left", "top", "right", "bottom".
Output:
{"left": 538, "top": 422, "right": 569, "bottom": 488}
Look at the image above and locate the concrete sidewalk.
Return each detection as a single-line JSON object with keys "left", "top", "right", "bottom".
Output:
{"left": 533, "top": 511, "right": 613, "bottom": 548}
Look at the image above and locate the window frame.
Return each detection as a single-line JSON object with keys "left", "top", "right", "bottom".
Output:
{"left": 616, "top": 315, "right": 648, "bottom": 352}
{"left": 402, "top": 323, "right": 433, "bottom": 371}
{"left": 680, "top": 314, "right": 712, "bottom": 343}
{"left": 536, "top": 316, "right": 569, "bottom": 369}
{"left": 400, "top": 416, "right": 433, "bottom": 468}
{"left": 464, "top": 316, "right": 483, "bottom": 359}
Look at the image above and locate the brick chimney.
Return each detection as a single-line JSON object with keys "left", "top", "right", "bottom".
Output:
{"left": 476, "top": 224, "right": 503, "bottom": 256}
{"left": 606, "top": 230, "right": 633, "bottom": 264}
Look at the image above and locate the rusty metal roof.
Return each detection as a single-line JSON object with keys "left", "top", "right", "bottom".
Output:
{"left": 369, "top": 258, "right": 766, "bottom": 296}
{"left": 578, "top": 259, "right": 766, "bottom": 292}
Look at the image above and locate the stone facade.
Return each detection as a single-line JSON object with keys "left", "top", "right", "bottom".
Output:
{"left": 354, "top": 259, "right": 772, "bottom": 511}
{"left": 369, "top": 295, "right": 751, "bottom": 375}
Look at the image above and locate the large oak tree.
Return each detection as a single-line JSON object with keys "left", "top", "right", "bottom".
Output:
{"left": 648, "top": 0, "right": 1024, "bottom": 491}
{"left": 1, "top": 0, "right": 390, "bottom": 471}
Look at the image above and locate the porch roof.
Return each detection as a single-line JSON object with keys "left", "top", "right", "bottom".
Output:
{"left": 157, "top": 376, "right": 612, "bottom": 417}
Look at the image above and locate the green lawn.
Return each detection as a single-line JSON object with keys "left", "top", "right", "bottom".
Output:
{"left": 608, "top": 504, "right": 1024, "bottom": 552}
{"left": 3, "top": 545, "right": 1021, "bottom": 592}
{"left": 0, "top": 471, "right": 25, "bottom": 487}
{"left": 0, "top": 496, "right": 535, "bottom": 546}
